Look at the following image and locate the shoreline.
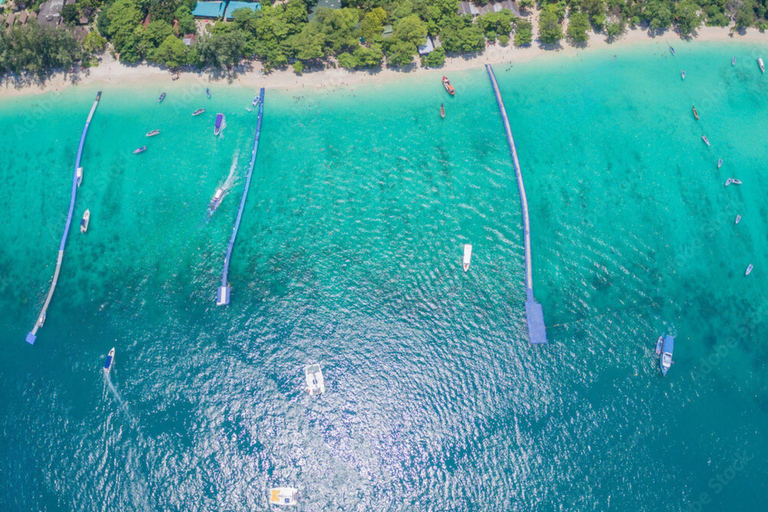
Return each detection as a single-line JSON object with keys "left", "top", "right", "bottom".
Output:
{"left": 3, "top": 25, "right": 768, "bottom": 99}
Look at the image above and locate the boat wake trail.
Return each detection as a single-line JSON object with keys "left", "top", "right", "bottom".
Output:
{"left": 208, "top": 150, "right": 239, "bottom": 216}
{"left": 105, "top": 374, "right": 136, "bottom": 424}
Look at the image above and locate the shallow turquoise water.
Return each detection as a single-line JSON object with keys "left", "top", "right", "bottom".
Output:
{"left": 1, "top": 42, "right": 767, "bottom": 511}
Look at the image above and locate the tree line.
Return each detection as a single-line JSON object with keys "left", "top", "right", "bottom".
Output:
{"left": 3, "top": 0, "right": 768, "bottom": 79}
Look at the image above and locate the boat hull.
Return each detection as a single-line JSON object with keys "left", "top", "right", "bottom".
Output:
{"left": 104, "top": 348, "right": 115, "bottom": 373}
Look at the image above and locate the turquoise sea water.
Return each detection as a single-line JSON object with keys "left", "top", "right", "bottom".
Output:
{"left": 1, "top": 41, "right": 767, "bottom": 511}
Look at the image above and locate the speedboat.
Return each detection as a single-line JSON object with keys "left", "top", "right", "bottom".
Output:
{"left": 206, "top": 88, "right": 211, "bottom": 99}
{"left": 717, "top": 159, "right": 723, "bottom": 168}
{"left": 735, "top": 214, "right": 741, "bottom": 224}
{"left": 759, "top": 58, "right": 765, "bottom": 73}
{"left": 660, "top": 335, "right": 674, "bottom": 376}
{"left": 269, "top": 487, "right": 297, "bottom": 506}
{"left": 440, "top": 103, "right": 445, "bottom": 119}
{"left": 80, "top": 209, "right": 90, "bottom": 233}
{"left": 214, "top": 113, "right": 225, "bottom": 136}
{"left": 669, "top": 46, "right": 676, "bottom": 56}
{"left": 158, "top": 92, "right": 166, "bottom": 102}
{"left": 134, "top": 146, "right": 147, "bottom": 154}
{"left": 192, "top": 108, "right": 205, "bottom": 116}
{"left": 655, "top": 336, "right": 663, "bottom": 355}
{"left": 681, "top": 70, "right": 686, "bottom": 80}
{"left": 732, "top": 57, "right": 736, "bottom": 66}
{"left": 252, "top": 95, "right": 260, "bottom": 107}
{"left": 304, "top": 364, "right": 325, "bottom": 395}
{"left": 146, "top": 130, "right": 160, "bottom": 137}
{"left": 731, "top": 178, "right": 742, "bottom": 185}
{"left": 208, "top": 188, "right": 225, "bottom": 213}
{"left": 103, "top": 348, "right": 115, "bottom": 374}
{"left": 725, "top": 178, "right": 733, "bottom": 187}
{"left": 76, "top": 166, "right": 83, "bottom": 187}
{"left": 692, "top": 105, "right": 699, "bottom": 120}
{"left": 702, "top": 135, "right": 710, "bottom": 146}
{"left": 463, "top": 244, "right": 472, "bottom": 272}
{"left": 746, "top": 264, "right": 754, "bottom": 276}
{"left": 442, "top": 76, "right": 455, "bottom": 96}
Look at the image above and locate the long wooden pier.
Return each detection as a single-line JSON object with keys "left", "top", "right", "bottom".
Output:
{"left": 485, "top": 65, "right": 547, "bottom": 344}
{"left": 217, "top": 88, "right": 265, "bottom": 306}
{"left": 26, "top": 91, "right": 102, "bottom": 345}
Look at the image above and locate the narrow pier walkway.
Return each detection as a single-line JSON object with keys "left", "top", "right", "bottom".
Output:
{"left": 217, "top": 88, "right": 265, "bottom": 306}
{"left": 26, "top": 91, "right": 102, "bottom": 345}
{"left": 485, "top": 65, "right": 547, "bottom": 345}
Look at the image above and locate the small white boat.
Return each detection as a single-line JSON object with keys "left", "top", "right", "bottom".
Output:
{"left": 304, "top": 364, "right": 325, "bottom": 395}
{"left": 717, "top": 159, "right": 723, "bottom": 169}
{"left": 759, "top": 58, "right": 765, "bottom": 73}
{"left": 725, "top": 178, "right": 739, "bottom": 187}
{"left": 269, "top": 487, "right": 297, "bottom": 506}
{"left": 103, "top": 348, "right": 115, "bottom": 373}
{"left": 80, "top": 209, "right": 90, "bottom": 233}
{"left": 746, "top": 264, "right": 753, "bottom": 276}
{"left": 146, "top": 130, "right": 160, "bottom": 137}
{"left": 655, "top": 335, "right": 663, "bottom": 355}
{"left": 208, "top": 188, "right": 225, "bottom": 214}
{"left": 702, "top": 135, "right": 710, "bottom": 146}
{"left": 76, "top": 167, "right": 83, "bottom": 187}
{"left": 735, "top": 214, "right": 741, "bottom": 224}
{"left": 681, "top": 70, "right": 686, "bottom": 80}
{"left": 463, "top": 244, "right": 472, "bottom": 272}
{"left": 192, "top": 108, "right": 205, "bottom": 116}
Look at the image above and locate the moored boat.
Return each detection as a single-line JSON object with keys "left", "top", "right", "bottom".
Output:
{"left": 440, "top": 103, "right": 445, "bottom": 119}
{"left": 660, "top": 335, "right": 674, "bottom": 376}
{"left": 692, "top": 105, "right": 699, "bottom": 120}
{"left": 655, "top": 336, "right": 663, "bottom": 355}
{"left": 103, "top": 348, "right": 115, "bottom": 374}
{"left": 735, "top": 214, "right": 741, "bottom": 224}
{"left": 442, "top": 76, "right": 455, "bottom": 96}
{"left": 746, "top": 264, "right": 754, "bottom": 276}
{"left": 731, "top": 178, "right": 742, "bottom": 185}
{"left": 252, "top": 95, "right": 260, "bottom": 107}
{"left": 158, "top": 92, "right": 166, "bottom": 102}
{"left": 206, "top": 88, "right": 211, "bottom": 99}
{"left": 269, "top": 487, "right": 298, "bottom": 506}
{"left": 192, "top": 108, "right": 205, "bottom": 116}
{"left": 759, "top": 58, "right": 765, "bottom": 73}
{"left": 725, "top": 178, "right": 733, "bottom": 186}
{"left": 133, "top": 146, "right": 147, "bottom": 154}
{"left": 732, "top": 57, "right": 736, "bottom": 66}
{"left": 305, "top": 364, "right": 325, "bottom": 396}
{"left": 463, "top": 244, "right": 472, "bottom": 272}
{"left": 76, "top": 166, "right": 83, "bottom": 187}
{"left": 214, "top": 113, "right": 225, "bottom": 136}
{"left": 669, "top": 46, "right": 676, "bottom": 56}
{"left": 681, "top": 70, "right": 686, "bottom": 80}
{"left": 80, "top": 209, "right": 90, "bottom": 233}
{"left": 717, "top": 158, "right": 723, "bottom": 168}
{"left": 146, "top": 129, "right": 160, "bottom": 137}
{"left": 702, "top": 135, "right": 710, "bottom": 146}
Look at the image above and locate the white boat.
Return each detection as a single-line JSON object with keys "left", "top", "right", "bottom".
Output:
{"left": 305, "top": 364, "right": 325, "bottom": 395}
{"left": 717, "top": 159, "right": 723, "bottom": 169}
{"left": 746, "top": 264, "right": 753, "bottom": 276}
{"left": 463, "top": 244, "right": 472, "bottom": 272}
{"left": 76, "top": 167, "right": 83, "bottom": 187}
{"left": 146, "top": 130, "right": 160, "bottom": 137}
{"left": 103, "top": 348, "right": 115, "bottom": 373}
{"left": 759, "top": 58, "right": 765, "bottom": 73}
{"left": 269, "top": 487, "right": 297, "bottom": 506}
{"left": 735, "top": 214, "right": 741, "bottom": 224}
{"left": 681, "top": 70, "right": 686, "bottom": 80}
{"left": 655, "top": 335, "right": 663, "bottom": 355}
{"left": 80, "top": 209, "right": 90, "bottom": 233}
{"left": 208, "top": 188, "right": 225, "bottom": 213}
{"left": 702, "top": 135, "right": 710, "bottom": 146}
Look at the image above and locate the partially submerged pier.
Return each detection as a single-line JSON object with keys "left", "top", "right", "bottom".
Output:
{"left": 485, "top": 65, "right": 547, "bottom": 345}
{"left": 217, "top": 88, "right": 265, "bottom": 306}
{"left": 26, "top": 91, "right": 102, "bottom": 345}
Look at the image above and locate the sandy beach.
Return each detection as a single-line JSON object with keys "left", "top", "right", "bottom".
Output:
{"left": 4, "top": 23, "right": 768, "bottom": 98}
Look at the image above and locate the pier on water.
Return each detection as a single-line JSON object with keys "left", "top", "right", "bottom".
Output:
{"left": 485, "top": 65, "right": 547, "bottom": 345}
{"left": 26, "top": 92, "right": 102, "bottom": 345}
{"left": 217, "top": 88, "right": 265, "bottom": 306}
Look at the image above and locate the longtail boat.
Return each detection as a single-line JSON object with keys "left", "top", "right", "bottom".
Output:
{"left": 442, "top": 76, "right": 455, "bottom": 96}
{"left": 692, "top": 105, "right": 699, "bottom": 120}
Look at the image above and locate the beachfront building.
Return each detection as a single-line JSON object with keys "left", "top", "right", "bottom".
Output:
{"left": 38, "top": 0, "right": 64, "bottom": 26}
{"left": 417, "top": 36, "right": 440, "bottom": 56}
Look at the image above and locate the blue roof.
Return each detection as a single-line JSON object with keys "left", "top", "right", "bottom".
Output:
{"left": 192, "top": 1, "right": 225, "bottom": 18}
{"left": 224, "top": 1, "right": 261, "bottom": 19}
{"left": 663, "top": 335, "right": 675, "bottom": 354}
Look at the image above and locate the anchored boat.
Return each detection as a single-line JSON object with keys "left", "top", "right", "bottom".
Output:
{"left": 692, "top": 105, "right": 699, "bottom": 120}
{"left": 206, "top": 88, "right": 211, "bottom": 99}
{"left": 463, "top": 244, "right": 472, "bottom": 272}
{"left": 80, "top": 209, "right": 90, "bottom": 233}
{"left": 305, "top": 364, "right": 325, "bottom": 395}
{"left": 192, "top": 108, "right": 205, "bottom": 116}
{"left": 725, "top": 178, "right": 742, "bottom": 186}
{"left": 269, "top": 488, "right": 297, "bottom": 506}
{"left": 252, "top": 95, "right": 260, "bottom": 107}
{"left": 440, "top": 103, "right": 445, "bottom": 119}
{"left": 214, "top": 113, "right": 225, "bottom": 136}
{"left": 133, "top": 146, "right": 147, "bottom": 154}
{"left": 760, "top": 58, "right": 765, "bottom": 73}
{"left": 103, "top": 348, "right": 115, "bottom": 373}
{"left": 735, "top": 214, "right": 742, "bottom": 224}
{"left": 660, "top": 335, "right": 674, "bottom": 376}
{"left": 717, "top": 159, "right": 723, "bottom": 168}
{"left": 681, "top": 70, "right": 686, "bottom": 80}
{"left": 76, "top": 167, "right": 83, "bottom": 187}
{"left": 158, "top": 92, "right": 166, "bottom": 102}
{"left": 746, "top": 264, "right": 754, "bottom": 276}
{"left": 146, "top": 130, "right": 160, "bottom": 137}
{"left": 442, "top": 76, "right": 455, "bottom": 96}
{"left": 655, "top": 336, "right": 663, "bottom": 355}
{"left": 669, "top": 46, "right": 676, "bottom": 56}
{"left": 732, "top": 57, "right": 736, "bottom": 66}
{"left": 702, "top": 135, "right": 710, "bottom": 146}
